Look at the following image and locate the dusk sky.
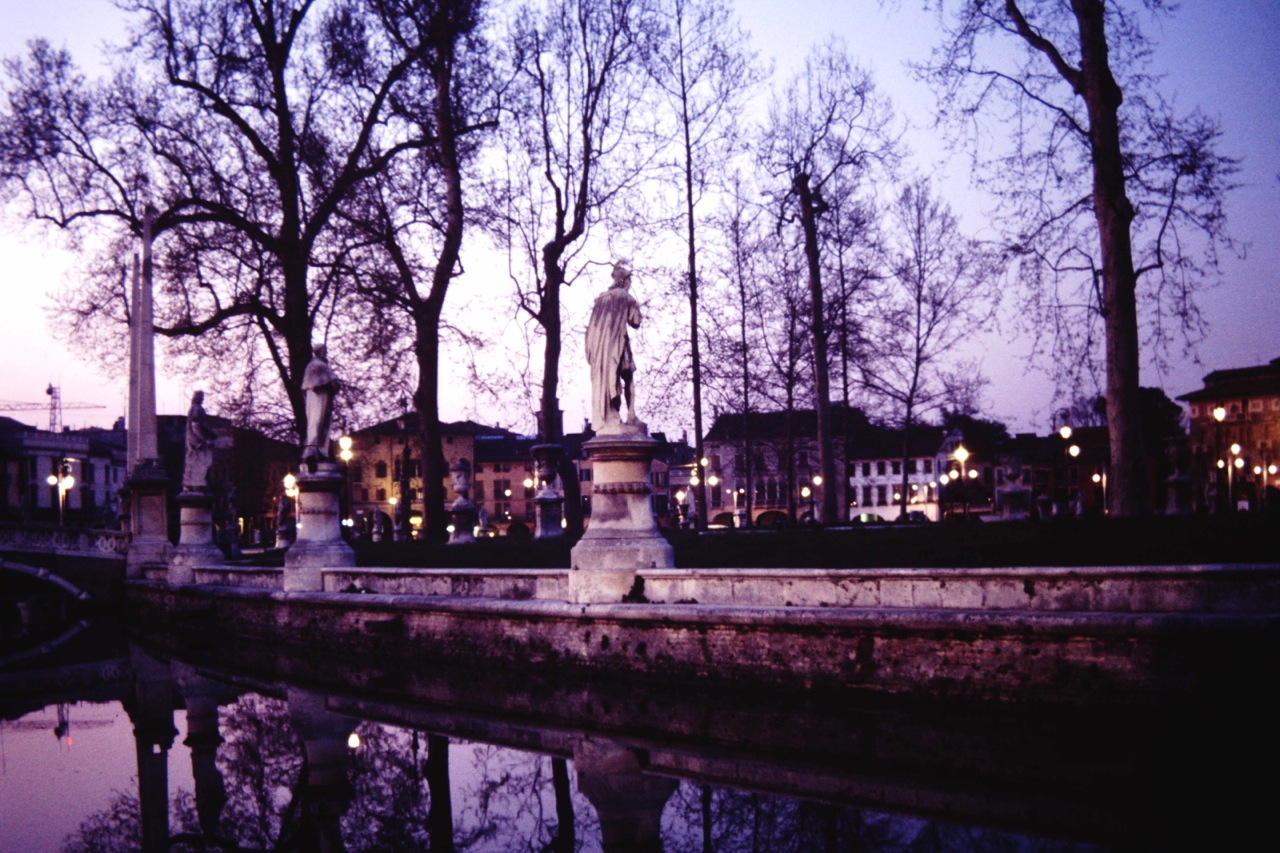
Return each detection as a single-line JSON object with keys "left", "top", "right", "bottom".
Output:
{"left": 1, "top": 0, "right": 1276, "bottom": 437}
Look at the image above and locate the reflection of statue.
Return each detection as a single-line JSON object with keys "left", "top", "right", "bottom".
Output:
{"left": 183, "top": 391, "right": 218, "bottom": 489}
{"left": 302, "top": 346, "right": 339, "bottom": 469}
{"left": 585, "top": 262, "right": 642, "bottom": 428}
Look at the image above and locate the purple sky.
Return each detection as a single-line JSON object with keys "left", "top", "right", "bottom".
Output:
{"left": 0, "top": 0, "right": 1275, "bottom": 436}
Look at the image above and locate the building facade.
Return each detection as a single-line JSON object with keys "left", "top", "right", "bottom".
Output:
{"left": 1178, "top": 356, "right": 1280, "bottom": 512}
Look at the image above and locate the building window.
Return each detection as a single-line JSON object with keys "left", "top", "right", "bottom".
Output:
{"left": 374, "top": 461, "right": 388, "bottom": 479}
{"left": 711, "top": 488, "right": 722, "bottom": 508}
{"left": 924, "top": 459, "right": 933, "bottom": 474}
{"left": 1250, "top": 399, "right": 1264, "bottom": 412}
{"left": 891, "top": 461, "right": 901, "bottom": 475}
{"left": 862, "top": 462, "right": 871, "bottom": 477}
{"left": 376, "top": 488, "right": 386, "bottom": 502}
{"left": 907, "top": 459, "right": 917, "bottom": 474}
{"left": 876, "top": 461, "right": 886, "bottom": 476}
{"left": 876, "top": 485, "right": 887, "bottom": 505}
{"left": 474, "top": 481, "right": 485, "bottom": 500}
{"left": 580, "top": 468, "right": 593, "bottom": 482}
{"left": 352, "top": 463, "right": 363, "bottom": 482}
{"left": 797, "top": 451, "right": 809, "bottom": 468}
{"left": 863, "top": 485, "right": 873, "bottom": 506}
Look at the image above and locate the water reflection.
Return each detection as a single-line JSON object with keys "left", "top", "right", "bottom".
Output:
{"left": 2, "top": 611, "right": 1265, "bottom": 852}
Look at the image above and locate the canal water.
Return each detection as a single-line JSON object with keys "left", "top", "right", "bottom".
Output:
{"left": 1, "top": 609, "right": 1265, "bottom": 851}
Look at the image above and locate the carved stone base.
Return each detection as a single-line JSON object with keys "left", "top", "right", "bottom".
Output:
{"left": 569, "top": 422, "right": 673, "bottom": 604}
{"left": 449, "top": 499, "right": 476, "bottom": 545}
{"left": 285, "top": 465, "right": 355, "bottom": 592}
{"left": 125, "top": 462, "right": 172, "bottom": 579}
{"left": 170, "top": 491, "right": 223, "bottom": 583}
{"left": 532, "top": 443, "right": 565, "bottom": 540}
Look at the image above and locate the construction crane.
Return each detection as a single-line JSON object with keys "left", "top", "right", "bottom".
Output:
{"left": 0, "top": 384, "right": 107, "bottom": 433}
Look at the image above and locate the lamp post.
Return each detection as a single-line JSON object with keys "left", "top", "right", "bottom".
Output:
{"left": 1213, "top": 406, "right": 1227, "bottom": 512}
{"left": 954, "top": 445, "right": 970, "bottom": 521}
{"left": 338, "top": 435, "right": 354, "bottom": 536}
{"left": 800, "top": 484, "right": 814, "bottom": 523}
{"left": 46, "top": 461, "right": 74, "bottom": 526}
{"left": 1091, "top": 468, "right": 1108, "bottom": 513}
{"left": 1218, "top": 442, "right": 1243, "bottom": 511}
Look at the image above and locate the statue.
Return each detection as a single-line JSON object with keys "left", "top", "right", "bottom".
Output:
{"left": 302, "top": 346, "right": 339, "bottom": 470}
{"left": 585, "top": 262, "right": 642, "bottom": 428}
{"left": 450, "top": 458, "right": 472, "bottom": 502}
{"left": 182, "top": 391, "right": 218, "bottom": 490}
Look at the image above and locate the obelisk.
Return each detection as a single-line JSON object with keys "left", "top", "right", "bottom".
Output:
{"left": 125, "top": 206, "right": 173, "bottom": 577}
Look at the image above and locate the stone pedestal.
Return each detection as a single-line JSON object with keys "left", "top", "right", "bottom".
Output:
{"left": 569, "top": 422, "right": 674, "bottom": 604}
{"left": 449, "top": 498, "right": 476, "bottom": 544}
{"left": 284, "top": 464, "right": 355, "bottom": 592}
{"left": 170, "top": 491, "right": 223, "bottom": 583}
{"left": 532, "top": 443, "right": 565, "bottom": 539}
{"left": 125, "top": 461, "right": 172, "bottom": 579}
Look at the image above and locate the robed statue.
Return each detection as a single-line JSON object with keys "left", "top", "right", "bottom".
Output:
{"left": 183, "top": 390, "right": 218, "bottom": 490}
{"left": 585, "top": 262, "right": 642, "bottom": 428}
{"left": 302, "top": 346, "right": 339, "bottom": 470}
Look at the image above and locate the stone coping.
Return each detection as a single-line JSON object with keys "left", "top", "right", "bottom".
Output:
{"left": 179, "top": 562, "right": 1280, "bottom": 614}
{"left": 140, "top": 580, "right": 1278, "bottom": 635}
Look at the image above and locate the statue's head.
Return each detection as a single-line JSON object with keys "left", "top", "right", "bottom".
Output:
{"left": 313, "top": 344, "right": 328, "bottom": 361}
{"left": 611, "top": 262, "right": 631, "bottom": 289}
{"left": 192, "top": 390, "right": 204, "bottom": 404}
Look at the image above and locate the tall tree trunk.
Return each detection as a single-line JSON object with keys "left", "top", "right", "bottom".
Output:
{"left": 539, "top": 249, "right": 584, "bottom": 536}
{"left": 794, "top": 173, "right": 838, "bottom": 523}
{"left": 1073, "top": 0, "right": 1148, "bottom": 516}
{"left": 681, "top": 78, "right": 708, "bottom": 529}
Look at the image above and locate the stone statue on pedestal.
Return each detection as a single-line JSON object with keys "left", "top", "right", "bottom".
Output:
{"left": 571, "top": 260, "right": 673, "bottom": 603}
{"left": 586, "top": 262, "right": 642, "bottom": 429}
{"left": 302, "top": 346, "right": 338, "bottom": 471}
{"left": 183, "top": 391, "right": 218, "bottom": 490}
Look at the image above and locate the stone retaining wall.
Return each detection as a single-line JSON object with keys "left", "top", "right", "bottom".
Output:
{"left": 124, "top": 577, "right": 1279, "bottom": 706}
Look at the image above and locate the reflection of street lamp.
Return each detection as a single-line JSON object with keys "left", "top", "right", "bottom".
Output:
{"left": 800, "top": 484, "right": 814, "bottom": 521}
{"left": 1091, "top": 469, "right": 1108, "bottom": 513}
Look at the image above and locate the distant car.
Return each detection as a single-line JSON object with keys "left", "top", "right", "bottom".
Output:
{"left": 850, "top": 512, "right": 887, "bottom": 526}
{"left": 895, "top": 511, "right": 932, "bottom": 524}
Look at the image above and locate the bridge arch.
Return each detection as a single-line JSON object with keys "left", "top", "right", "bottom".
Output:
{"left": 1, "top": 558, "right": 93, "bottom": 603}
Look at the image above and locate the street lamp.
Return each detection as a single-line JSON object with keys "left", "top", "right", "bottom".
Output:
{"left": 46, "top": 462, "right": 74, "bottom": 526}
{"left": 1092, "top": 469, "right": 1108, "bottom": 513}
{"left": 953, "top": 445, "right": 970, "bottom": 520}
{"left": 337, "top": 435, "right": 354, "bottom": 534}
{"left": 1213, "top": 406, "right": 1227, "bottom": 512}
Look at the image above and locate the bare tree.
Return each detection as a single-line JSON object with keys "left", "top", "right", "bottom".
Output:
{"left": 759, "top": 38, "right": 897, "bottom": 523}
{"left": 340, "top": 0, "right": 499, "bottom": 541}
{"left": 1, "top": 0, "right": 436, "bottom": 440}
{"left": 919, "top": 0, "right": 1238, "bottom": 516}
{"left": 863, "top": 177, "right": 1000, "bottom": 520}
{"left": 499, "top": 0, "right": 656, "bottom": 534}
{"left": 646, "top": 0, "right": 761, "bottom": 529}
